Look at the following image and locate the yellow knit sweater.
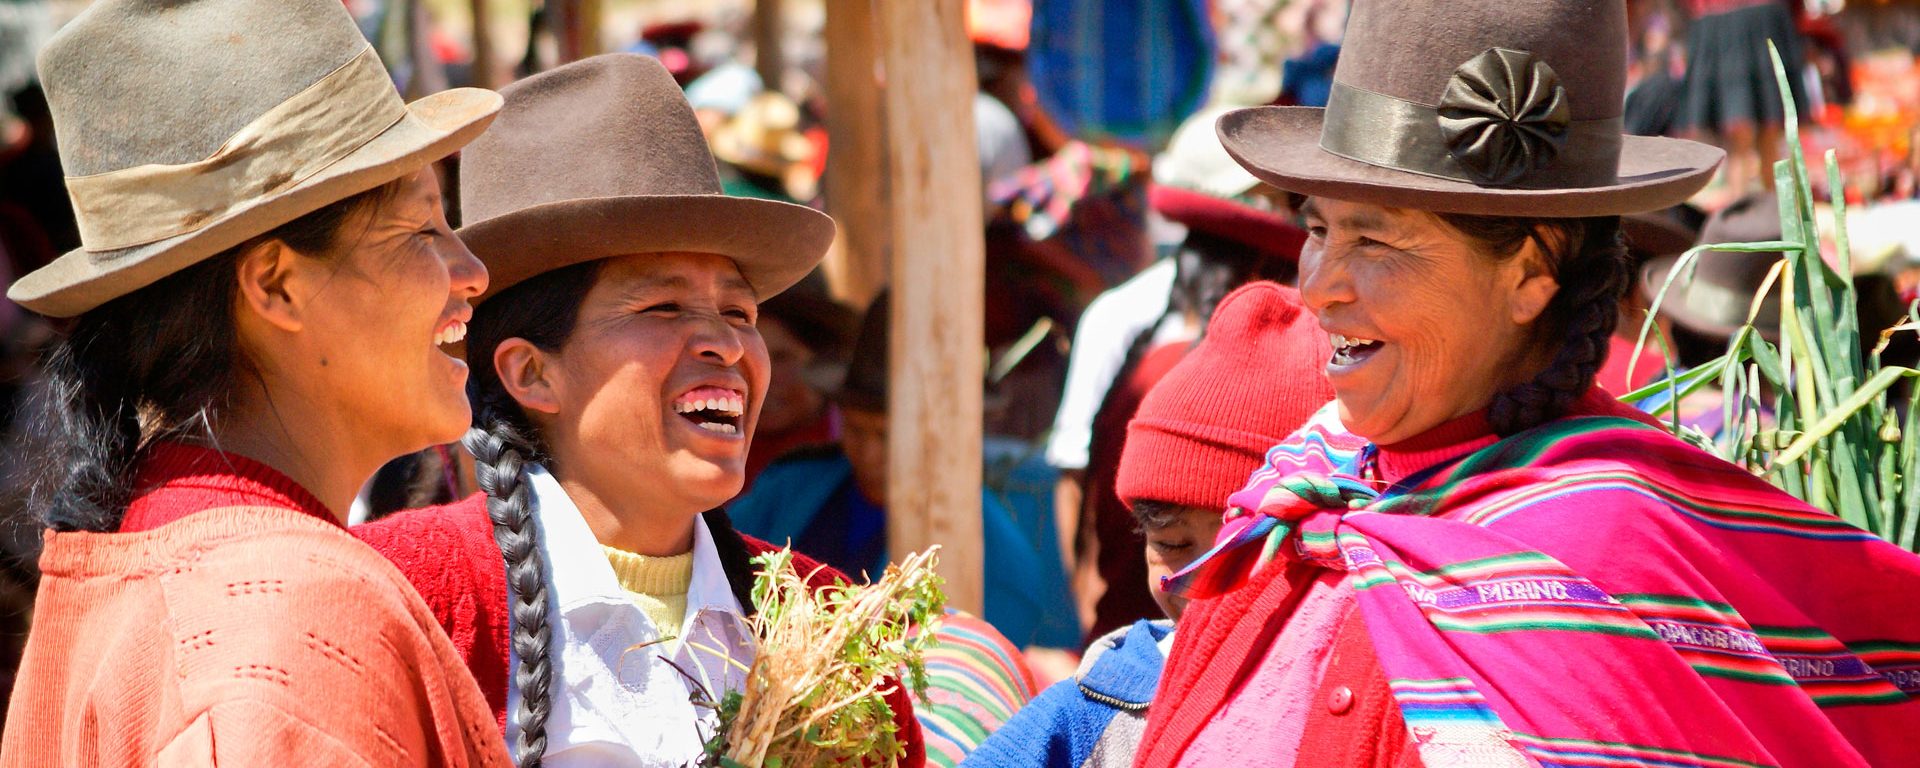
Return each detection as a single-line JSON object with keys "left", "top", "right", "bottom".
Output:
{"left": 602, "top": 547, "right": 695, "bottom": 634}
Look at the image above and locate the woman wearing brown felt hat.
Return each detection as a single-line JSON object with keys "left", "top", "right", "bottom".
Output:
{"left": 3, "top": 0, "right": 510, "bottom": 764}
{"left": 355, "top": 54, "right": 925, "bottom": 767}
{"left": 1135, "top": 0, "right": 1920, "bottom": 765}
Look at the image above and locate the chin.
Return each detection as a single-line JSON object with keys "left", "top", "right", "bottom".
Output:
{"left": 669, "top": 460, "right": 745, "bottom": 507}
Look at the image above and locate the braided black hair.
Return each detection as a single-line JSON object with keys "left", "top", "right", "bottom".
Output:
{"left": 1435, "top": 213, "right": 1629, "bottom": 436}
{"left": 460, "top": 259, "right": 604, "bottom": 768}
{"left": 26, "top": 181, "right": 400, "bottom": 533}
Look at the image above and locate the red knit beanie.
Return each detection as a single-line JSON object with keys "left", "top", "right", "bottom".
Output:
{"left": 1115, "top": 282, "right": 1335, "bottom": 511}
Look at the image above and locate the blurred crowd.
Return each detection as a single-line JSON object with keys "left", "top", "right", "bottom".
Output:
{"left": 6, "top": 0, "right": 1920, "bottom": 758}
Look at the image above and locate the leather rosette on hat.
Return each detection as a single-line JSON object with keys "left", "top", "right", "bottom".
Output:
{"left": 1437, "top": 48, "right": 1571, "bottom": 186}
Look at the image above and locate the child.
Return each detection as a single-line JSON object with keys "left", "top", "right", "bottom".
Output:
{"left": 961, "top": 282, "right": 1334, "bottom": 767}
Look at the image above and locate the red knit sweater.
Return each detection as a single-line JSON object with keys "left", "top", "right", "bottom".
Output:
{"left": 119, "top": 443, "right": 337, "bottom": 532}
{"left": 356, "top": 494, "right": 926, "bottom": 767}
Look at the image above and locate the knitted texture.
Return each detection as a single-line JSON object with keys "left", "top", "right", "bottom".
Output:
{"left": 602, "top": 546, "right": 693, "bottom": 634}
{"left": 1115, "top": 282, "right": 1334, "bottom": 511}
{"left": 1, "top": 506, "right": 510, "bottom": 766}
{"left": 118, "top": 443, "right": 338, "bottom": 532}
{"left": 357, "top": 496, "right": 927, "bottom": 767}
{"left": 1146, "top": 185, "right": 1306, "bottom": 263}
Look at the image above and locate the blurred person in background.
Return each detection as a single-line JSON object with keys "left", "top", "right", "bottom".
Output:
{"left": 1679, "top": 0, "right": 1810, "bottom": 198}
{"left": 742, "top": 275, "right": 856, "bottom": 488}
{"left": 1055, "top": 104, "right": 1306, "bottom": 643}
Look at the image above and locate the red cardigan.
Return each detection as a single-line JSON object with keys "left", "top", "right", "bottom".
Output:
{"left": 357, "top": 494, "right": 925, "bottom": 767}
{"left": 1136, "top": 557, "right": 1418, "bottom": 768}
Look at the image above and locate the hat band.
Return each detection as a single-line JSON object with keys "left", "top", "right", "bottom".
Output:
{"left": 65, "top": 46, "right": 408, "bottom": 252}
{"left": 1318, "top": 80, "right": 1624, "bottom": 189}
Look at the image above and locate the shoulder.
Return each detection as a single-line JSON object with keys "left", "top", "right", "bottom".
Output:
{"left": 762, "top": 444, "right": 851, "bottom": 472}
{"left": 351, "top": 494, "right": 501, "bottom": 601}
{"left": 159, "top": 526, "right": 466, "bottom": 720}
{"left": 738, "top": 529, "right": 850, "bottom": 589}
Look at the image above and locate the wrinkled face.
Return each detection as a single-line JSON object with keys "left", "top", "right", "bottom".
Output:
{"left": 757, "top": 318, "right": 823, "bottom": 435}
{"left": 294, "top": 168, "right": 486, "bottom": 451}
{"left": 842, "top": 407, "right": 888, "bottom": 507}
{"left": 1139, "top": 504, "right": 1224, "bottom": 621}
{"left": 1299, "top": 198, "right": 1554, "bottom": 444}
{"left": 536, "top": 253, "right": 769, "bottom": 512}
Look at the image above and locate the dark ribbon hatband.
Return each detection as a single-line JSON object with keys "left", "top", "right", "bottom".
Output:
{"left": 1319, "top": 48, "right": 1625, "bottom": 189}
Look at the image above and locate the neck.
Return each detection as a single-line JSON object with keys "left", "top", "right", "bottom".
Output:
{"left": 210, "top": 380, "right": 388, "bottom": 525}
{"left": 557, "top": 471, "right": 699, "bottom": 556}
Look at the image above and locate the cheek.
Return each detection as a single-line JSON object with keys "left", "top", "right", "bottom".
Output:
{"left": 563, "top": 337, "right": 676, "bottom": 442}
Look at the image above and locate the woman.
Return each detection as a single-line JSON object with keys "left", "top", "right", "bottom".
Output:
{"left": 1138, "top": 1, "right": 1920, "bottom": 766}
{"left": 1, "top": 0, "right": 507, "bottom": 764}
{"left": 357, "top": 54, "right": 923, "bottom": 767}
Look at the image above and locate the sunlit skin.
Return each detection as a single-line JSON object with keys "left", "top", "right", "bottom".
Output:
{"left": 496, "top": 252, "right": 769, "bottom": 556}
{"left": 842, "top": 407, "right": 888, "bottom": 507}
{"left": 1139, "top": 504, "right": 1224, "bottom": 621}
{"left": 221, "top": 167, "right": 487, "bottom": 520}
{"left": 1298, "top": 198, "right": 1560, "bottom": 444}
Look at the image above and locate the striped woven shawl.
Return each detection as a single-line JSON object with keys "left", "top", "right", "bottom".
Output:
{"left": 1164, "top": 403, "right": 1920, "bottom": 766}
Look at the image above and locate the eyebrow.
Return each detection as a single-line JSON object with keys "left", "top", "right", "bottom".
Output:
{"left": 1299, "top": 197, "right": 1390, "bottom": 233}
{"left": 616, "top": 271, "right": 757, "bottom": 298}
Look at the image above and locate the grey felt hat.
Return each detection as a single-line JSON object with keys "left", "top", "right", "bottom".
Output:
{"left": 457, "top": 54, "right": 834, "bottom": 303}
{"left": 8, "top": 0, "right": 503, "bottom": 318}
{"left": 1218, "top": 0, "right": 1725, "bottom": 217}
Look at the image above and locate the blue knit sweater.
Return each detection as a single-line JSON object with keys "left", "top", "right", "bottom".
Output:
{"left": 959, "top": 620, "right": 1172, "bottom": 768}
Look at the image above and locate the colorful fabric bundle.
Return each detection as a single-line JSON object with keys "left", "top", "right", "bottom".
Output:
{"left": 915, "top": 611, "right": 1039, "bottom": 767}
{"left": 1167, "top": 403, "right": 1920, "bottom": 766}
{"left": 1026, "top": 0, "right": 1213, "bottom": 149}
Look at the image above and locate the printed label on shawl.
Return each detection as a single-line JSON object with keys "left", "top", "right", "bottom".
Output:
{"left": 1168, "top": 405, "right": 1920, "bottom": 767}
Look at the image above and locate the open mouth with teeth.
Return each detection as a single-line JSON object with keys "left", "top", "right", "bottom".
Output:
{"left": 434, "top": 319, "right": 468, "bottom": 348}
{"left": 673, "top": 386, "right": 746, "bottom": 436}
{"left": 1329, "top": 333, "right": 1384, "bottom": 367}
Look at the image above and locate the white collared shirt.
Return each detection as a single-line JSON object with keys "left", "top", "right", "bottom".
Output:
{"left": 505, "top": 464, "right": 757, "bottom": 767}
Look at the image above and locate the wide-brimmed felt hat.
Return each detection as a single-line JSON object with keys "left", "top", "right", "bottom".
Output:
{"left": 1643, "top": 193, "right": 1783, "bottom": 342}
{"left": 459, "top": 54, "right": 833, "bottom": 302}
{"left": 710, "top": 91, "right": 820, "bottom": 201}
{"left": 9, "top": 0, "right": 501, "bottom": 318}
{"left": 1217, "top": 0, "right": 1724, "bottom": 217}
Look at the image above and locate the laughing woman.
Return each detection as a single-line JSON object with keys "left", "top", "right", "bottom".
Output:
{"left": 1137, "top": 1, "right": 1920, "bottom": 766}
{"left": 1, "top": 0, "right": 509, "bottom": 764}
{"left": 356, "top": 55, "right": 923, "bottom": 767}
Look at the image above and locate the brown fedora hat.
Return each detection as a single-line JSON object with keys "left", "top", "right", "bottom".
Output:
{"left": 1218, "top": 0, "right": 1724, "bottom": 217}
{"left": 8, "top": 0, "right": 501, "bottom": 318}
{"left": 458, "top": 54, "right": 833, "bottom": 302}
{"left": 1642, "top": 193, "right": 1784, "bottom": 341}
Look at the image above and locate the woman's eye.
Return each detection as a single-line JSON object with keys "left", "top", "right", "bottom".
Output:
{"left": 724, "top": 308, "right": 754, "bottom": 322}
{"left": 642, "top": 303, "right": 680, "bottom": 314}
{"left": 1306, "top": 225, "right": 1328, "bottom": 239}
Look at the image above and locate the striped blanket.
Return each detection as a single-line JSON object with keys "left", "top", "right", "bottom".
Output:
{"left": 1165, "top": 403, "right": 1920, "bottom": 766}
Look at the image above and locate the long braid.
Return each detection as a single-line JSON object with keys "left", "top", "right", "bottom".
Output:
{"left": 1439, "top": 214, "right": 1630, "bottom": 435}
{"left": 464, "top": 407, "right": 553, "bottom": 767}
{"left": 459, "top": 258, "right": 603, "bottom": 767}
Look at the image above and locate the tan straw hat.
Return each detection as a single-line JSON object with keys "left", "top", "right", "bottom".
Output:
{"left": 8, "top": 0, "right": 502, "bottom": 318}
{"left": 1217, "top": 0, "right": 1725, "bottom": 217}
{"left": 458, "top": 54, "right": 833, "bottom": 302}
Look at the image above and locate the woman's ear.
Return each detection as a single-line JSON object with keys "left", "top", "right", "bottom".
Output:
{"left": 495, "top": 338, "right": 563, "bottom": 415}
{"left": 233, "top": 240, "right": 304, "bottom": 332}
{"left": 1508, "top": 234, "right": 1562, "bottom": 326}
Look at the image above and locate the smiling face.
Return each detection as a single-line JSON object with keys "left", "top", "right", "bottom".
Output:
{"left": 288, "top": 167, "right": 487, "bottom": 451}
{"left": 518, "top": 252, "right": 769, "bottom": 515}
{"left": 1298, "top": 198, "right": 1559, "bottom": 444}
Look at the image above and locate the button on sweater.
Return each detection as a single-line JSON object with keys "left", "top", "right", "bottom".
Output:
{"left": 0, "top": 445, "right": 510, "bottom": 766}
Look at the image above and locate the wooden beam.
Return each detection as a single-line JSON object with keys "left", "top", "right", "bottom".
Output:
{"left": 754, "top": 0, "right": 785, "bottom": 93}
{"left": 470, "top": 0, "right": 496, "bottom": 90}
{"left": 822, "top": 0, "right": 889, "bottom": 307}
{"left": 877, "top": 0, "right": 985, "bottom": 615}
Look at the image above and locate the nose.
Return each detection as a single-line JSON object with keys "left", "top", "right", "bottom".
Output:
{"left": 688, "top": 313, "right": 747, "bottom": 366}
{"left": 444, "top": 238, "right": 488, "bottom": 299}
{"left": 1298, "top": 241, "right": 1353, "bottom": 315}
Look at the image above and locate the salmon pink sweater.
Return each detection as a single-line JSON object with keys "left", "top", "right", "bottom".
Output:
{"left": 0, "top": 444, "right": 511, "bottom": 767}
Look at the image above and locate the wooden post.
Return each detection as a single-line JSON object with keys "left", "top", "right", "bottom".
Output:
{"left": 877, "top": 0, "right": 985, "bottom": 615}
{"left": 754, "top": 0, "right": 785, "bottom": 94}
{"left": 469, "top": 0, "right": 495, "bottom": 90}
{"left": 822, "top": 0, "right": 889, "bottom": 307}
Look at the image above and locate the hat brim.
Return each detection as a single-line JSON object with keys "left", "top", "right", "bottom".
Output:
{"left": 10, "top": 87, "right": 504, "bottom": 318}
{"left": 1641, "top": 254, "right": 1781, "bottom": 342}
{"left": 1217, "top": 107, "right": 1726, "bottom": 217}
{"left": 1622, "top": 213, "right": 1699, "bottom": 262}
{"left": 458, "top": 193, "right": 834, "bottom": 303}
